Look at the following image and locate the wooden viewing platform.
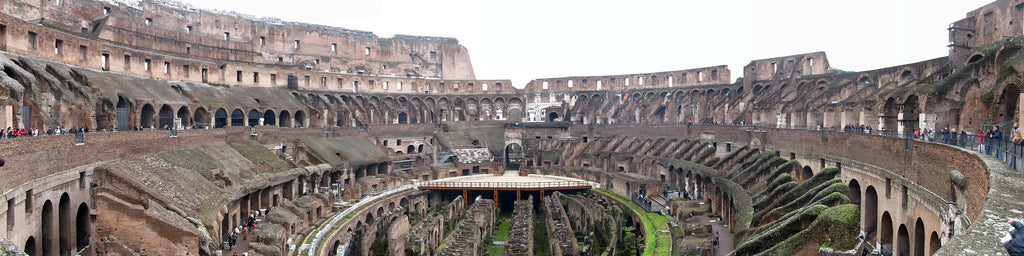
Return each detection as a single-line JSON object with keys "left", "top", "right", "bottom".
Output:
{"left": 416, "top": 172, "right": 594, "bottom": 207}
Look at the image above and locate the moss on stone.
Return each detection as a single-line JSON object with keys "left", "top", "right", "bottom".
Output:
{"left": 950, "top": 169, "right": 966, "bottom": 189}
{"left": 756, "top": 204, "right": 860, "bottom": 255}
{"left": 229, "top": 141, "right": 290, "bottom": 171}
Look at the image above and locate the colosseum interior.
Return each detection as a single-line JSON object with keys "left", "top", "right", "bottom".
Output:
{"left": 0, "top": 0, "right": 1023, "bottom": 255}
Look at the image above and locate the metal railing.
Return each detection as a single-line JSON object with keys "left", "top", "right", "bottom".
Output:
{"left": 418, "top": 180, "right": 590, "bottom": 189}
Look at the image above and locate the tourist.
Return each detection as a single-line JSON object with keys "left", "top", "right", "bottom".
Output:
{"left": 1004, "top": 219, "right": 1024, "bottom": 255}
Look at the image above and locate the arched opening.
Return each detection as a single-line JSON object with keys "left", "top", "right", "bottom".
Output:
{"left": 915, "top": 218, "right": 925, "bottom": 256}
{"left": 903, "top": 95, "right": 920, "bottom": 132}
{"left": 1000, "top": 84, "right": 1020, "bottom": 127}
{"left": 279, "top": 110, "right": 292, "bottom": 127}
{"left": 548, "top": 112, "right": 559, "bottom": 122}
{"left": 365, "top": 213, "right": 374, "bottom": 224}
{"left": 418, "top": 145, "right": 424, "bottom": 153}
{"left": 177, "top": 106, "right": 191, "bottom": 129}
{"left": 802, "top": 166, "right": 813, "bottom": 181}
{"left": 24, "top": 236, "right": 36, "bottom": 256}
{"left": 59, "top": 194, "right": 72, "bottom": 255}
{"left": 407, "top": 145, "right": 415, "bottom": 154}
{"left": 848, "top": 179, "right": 862, "bottom": 210}
{"left": 865, "top": 186, "right": 878, "bottom": 232}
{"left": 882, "top": 97, "right": 898, "bottom": 131}
{"left": 194, "top": 107, "right": 210, "bottom": 129}
{"left": 294, "top": 110, "right": 306, "bottom": 127}
{"left": 330, "top": 240, "right": 341, "bottom": 256}
{"left": 505, "top": 143, "right": 523, "bottom": 170}
{"left": 264, "top": 110, "right": 277, "bottom": 126}
{"left": 248, "top": 109, "right": 260, "bottom": 126}
{"left": 231, "top": 109, "right": 245, "bottom": 126}
{"left": 900, "top": 70, "right": 915, "bottom": 84}
{"left": 42, "top": 200, "right": 54, "bottom": 256}
{"left": 881, "top": 211, "right": 893, "bottom": 255}
{"left": 140, "top": 104, "right": 156, "bottom": 129}
{"left": 398, "top": 112, "right": 408, "bottom": 124}
{"left": 76, "top": 203, "right": 90, "bottom": 251}
{"left": 898, "top": 224, "right": 910, "bottom": 256}
{"left": 967, "top": 54, "right": 984, "bottom": 64}
{"left": 214, "top": 108, "right": 227, "bottom": 128}
{"left": 929, "top": 231, "right": 941, "bottom": 255}
{"left": 158, "top": 105, "right": 174, "bottom": 129}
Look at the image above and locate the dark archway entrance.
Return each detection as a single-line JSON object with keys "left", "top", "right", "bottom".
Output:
{"left": 802, "top": 166, "right": 813, "bottom": 181}
{"left": 505, "top": 143, "right": 523, "bottom": 170}
{"left": 881, "top": 212, "right": 893, "bottom": 255}
{"left": 177, "top": 106, "right": 191, "bottom": 129}
{"left": 294, "top": 111, "right": 306, "bottom": 127}
{"left": 398, "top": 112, "right": 408, "bottom": 124}
{"left": 248, "top": 109, "right": 260, "bottom": 126}
{"left": 231, "top": 109, "right": 245, "bottom": 126}
{"left": 264, "top": 110, "right": 277, "bottom": 126}
{"left": 195, "top": 107, "right": 210, "bottom": 129}
{"left": 848, "top": 179, "right": 862, "bottom": 210}
{"left": 59, "top": 194, "right": 72, "bottom": 255}
{"left": 140, "top": 104, "right": 155, "bottom": 129}
{"left": 279, "top": 110, "right": 292, "bottom": 128}
{"left": 42, "top": 200, "right": 53, "bottom": 256}
{"left": 214, "top": 108, "right": 227, "bottom": 128}
{"left": 24, "top": 236, "right": 36, "bottom": 256}
{"left": 158, "top": 105, "right": 174, "bottom": 129}
{"left": 548, "top": 112, "right": 559, "bottom": 122}
{"left": 76, "top": 203, "right": 90, "bottom": 251}
{"left": 865, "top": 186, "right": 878, "bottom": 232}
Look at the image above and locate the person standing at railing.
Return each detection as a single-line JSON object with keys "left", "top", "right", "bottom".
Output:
{"left": 979, "top": 130, "right": 987, "bottom": 153}
{"left": 992, "top": 126, "right": 1004, "bottom": 158}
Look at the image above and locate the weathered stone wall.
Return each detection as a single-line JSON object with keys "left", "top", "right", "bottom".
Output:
{"left": 506, "top": 195, "right": 534, "bottom": 256}
{"left": 542, "top": 192, "right": 578, "bottom": 256}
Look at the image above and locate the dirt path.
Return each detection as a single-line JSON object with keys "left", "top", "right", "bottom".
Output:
{"left": 692, "top": 214, "right": 735, "bottom": 256}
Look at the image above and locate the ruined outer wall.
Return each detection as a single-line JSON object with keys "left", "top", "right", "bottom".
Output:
{"left": 523, "top": 65, "right": 731, "bottom": 93}
{"left": 0, "top": 0, "right": 486, "bottom": 93}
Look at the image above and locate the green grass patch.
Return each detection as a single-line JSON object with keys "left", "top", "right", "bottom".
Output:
{"left": 486, "top": 217, "right": 512, "bottom": 256}
{"left": 594, "top": 188, "right": 672, "bottom": 256}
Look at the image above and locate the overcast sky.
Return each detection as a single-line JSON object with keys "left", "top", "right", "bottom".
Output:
{"left": 178, "top": 0, "right": 994, "bottom": 87}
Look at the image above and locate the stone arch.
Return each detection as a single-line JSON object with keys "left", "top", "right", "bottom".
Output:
{"left": 264, "top": 110, "right": 277, "bottom": 126}
{"left": 279, "top": 110, "right": 292, "bottom": 127}
{"left": 176, "top": 106, "right": 191, "bottom": 129}
{"left": 865, "top": 186, "right": 878, "bottom": 232}
{"left": 215, "top": 108, "right": 228, "bottom": 128}
{"left": 365, "top": 212, "right": 374, "bottom": 224}
{"left": 407, "top": 145, "right": 415, "bottom": 154}
{"left": 801, "top": 166, "right": 813, "bottom": 181}
{"left": 903, "top": 95, "right": 920, "bottom": 132}
{"left": 330, "top": 239, "right": 341, "bottom": 256}
{"left": 158, "top": 105, "right": 174, "bottom": 129}
{"left": 848, "top": 179, "right": 861, "bottom": 207}
{"left": 882, "top": 97, "right": 898, "bottom": 131}
{"left": 548, "top": 112, "right": 559, "bottom": 122}
{"left": 900, "top": 70, "right": 915, "bottom": 84}
{"left": 376, "top": 207, "right": 384, "bottom": 218}
{"left": 42, "top": 200, "right": 54, "bottom": 256}
{"left": 59, "top": 193, "right": 73, "bottom": 254}
{"left": 194, "top": 107, "right": 210, "bottom": 128}
{"left": 505, "top": 143, "right": 523, "bottom": 170}
{"left": 998, "top": 81, "right": 1020, "bottom": 127}
{"left": 898, "top": 224, "right": 910, "bottom": 256}
{"left": 967, "top": 53, "right": 984, "bottom": 64}
{"left": 76, "top": 203, "right": 89, "bottom": 251}
{"left": 398, "top": 112, "right": 408, "bottom": 124}
{"left": 418, "top": 145, "right": 424, "bottom": 153}
{"left": 140, "top": 104, "right": 156, "bottom": 129}
{"left": 248, "top": 109, "right": 260, "bottom": 126}
{"left": 295, "top": 110, "right": 306, "bottom": 127}
{"left": 915, "top": 218, "right": 925, "bottom": 256}
{"left": 929, "top": 231, "right": 941, "bottom": 255}
{"left": 24, "top": 236, "right": 36, "bottom": 256}
{"left": 881, "top": 211, "right": 893, "bottom": 253}
{"left": 231, "top": 109, "right": 245, "bottom": 126}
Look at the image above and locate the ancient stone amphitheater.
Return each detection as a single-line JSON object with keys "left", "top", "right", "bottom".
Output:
{"left": 0, "top": 0, "right": 1022, "bottom": 255}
